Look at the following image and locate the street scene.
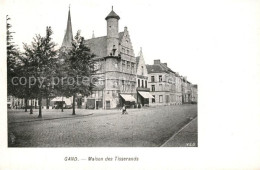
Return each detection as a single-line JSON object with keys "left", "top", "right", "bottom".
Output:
{"left": 8, "top": 104, "right": 197, "bottom": 147}
{"left": 7, "top": 5, "right": 198, "bottom": 147}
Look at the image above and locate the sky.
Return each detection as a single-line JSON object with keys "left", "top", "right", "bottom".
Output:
{"left": 3, "top": 0, "right": 260, "bottom": 84}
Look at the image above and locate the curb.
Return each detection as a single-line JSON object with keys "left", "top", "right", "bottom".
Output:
{"left": 160, "top": 116, "right": 197, "bottom": 147}
{"left": 8, "top": 113, "right": 94, "bottom": 124}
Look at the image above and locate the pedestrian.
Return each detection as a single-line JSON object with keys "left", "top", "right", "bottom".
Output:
{"left": 122, "top": 104, "right": 127, "bottom": 114}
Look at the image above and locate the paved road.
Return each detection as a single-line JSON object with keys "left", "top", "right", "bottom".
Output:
{"left": 8, "top": 104, "right": 197, "bottom": 147}
{"left": 162, "top": 117, "right": 198, "bottom": 147}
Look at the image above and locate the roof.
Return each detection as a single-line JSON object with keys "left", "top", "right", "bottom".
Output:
{"left": 85, "top": 32, "right": 124, "bottom": 58}
{"left": 61, "top": 9, "right": 73, "bottom": 48}
{"left": 105, "top": 10, "right": 120, "bottom": 20}
{"left": 85, "top": 36, "right": 107, "bottom": 58}
{"left": 119, "top": 32, "right": 124, "bottom": 41}
{"left": 146, "top": 63, "right": 175, "bottom": 74}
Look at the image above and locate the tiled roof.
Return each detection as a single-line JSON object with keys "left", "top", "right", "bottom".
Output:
{"left": 105, "top": 10, "right": 120, "bottom": 20}
{"left": 85, "top": 36, "right": 107, "bottom": 58}
{"left": 146, "top": 63, "right": 175, "bottom": 74}
{"left": 85, "top": 32, "right": 124, "bottom": 58}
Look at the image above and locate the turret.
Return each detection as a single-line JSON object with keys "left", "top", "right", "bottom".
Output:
{"left": 105, "top": 6, "right": 120, "bottom": 56}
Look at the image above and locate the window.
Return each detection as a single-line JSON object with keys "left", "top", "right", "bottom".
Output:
{"left": 159, "top": 75, "right": 162, "bottom": 82}
{"left": 159, "top": 84, "right": 162, "bottom": 91}
{"left": 141, "top": 66, "right": 144, "bottom": 75}
{"left": 122, "top": 60, "right": 125, "bottom": 70}
{"left": 138, "top": 79, "right": 140, "bottom": 87}
{"left": 132, "top": 84, "right": 135, "bottom": 92}
{"left": 159, "top": 95, "right": 163, "bottom": 103}
{"left": 142, "top": 80, "right": 144, "bottom": 88}
{"left": 145, "top": 80, "right": 147, "bottom": 88}
{"left": 122, "top": 47, "right": 125, "bottom": 53}
{"left": 131, "top": 63, "right": 134, "bottom": 73}
{"left": 166, "top": 95, "right": 169, "bottom": 103}
{"left": 127, "top": 61, "right": 130, "bottom": 70}
{"left": 122, "top": 80, "right": 125, "bottom": 91}
{"left": 152, "top": 95, "right": 155, "bottom": 103}
{"left": 152, "top": 85, "right": 155, "bottom": 92}
{"left": 151, "top": 76, "right": 155, "bottom": 82}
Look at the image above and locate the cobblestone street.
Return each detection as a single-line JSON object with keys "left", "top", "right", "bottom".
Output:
{"left": 8, "top": 104, "right": 197, "bottom": 147}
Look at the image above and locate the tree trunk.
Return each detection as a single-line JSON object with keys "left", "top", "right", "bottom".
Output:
{"left": 30, "top": 99, "right": 33, "bottom": 114}
{"left": 72, "top": 94, "right": 76, "bottom": 115}
{"left": 61, "top": 96, "right": 64, "bottom": 112}
{"left": 46, "top": 97, "right": 49, "bottom": 109}
{"left": 25, "top": 98, "right": 28, "bottom": 112}
{"left": 38, "top": 96, "right": 42, "bottom": 118}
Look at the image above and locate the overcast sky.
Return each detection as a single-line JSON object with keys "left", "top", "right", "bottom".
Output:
{"left": 4, "top": 0, "right": 260, "bottom": 84}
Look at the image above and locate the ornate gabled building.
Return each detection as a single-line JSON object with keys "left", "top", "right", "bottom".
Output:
{"left": 135, "top": 48, "right": 153, "bottom": 106}
{"left": 83, "top": 7, "right": 139, "bottom": 109}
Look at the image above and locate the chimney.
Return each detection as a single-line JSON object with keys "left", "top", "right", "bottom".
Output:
{"left": 154, "top": 59, "right": 161, "bottom": 64}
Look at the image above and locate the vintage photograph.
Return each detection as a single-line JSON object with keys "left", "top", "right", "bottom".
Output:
{"left": 6, "top": 1, "right": 198, "bottom": 147}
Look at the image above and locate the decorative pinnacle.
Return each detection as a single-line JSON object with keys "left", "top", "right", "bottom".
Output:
{"left": 69, "top": 4, "right": 70, "bottom": 10}
{"left": 112, "top": 6, "right": 113, "bottom": 10}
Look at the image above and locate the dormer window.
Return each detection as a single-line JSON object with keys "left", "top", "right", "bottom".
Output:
{"left": 126, "top": 40, "right": 128, "bottom": 43}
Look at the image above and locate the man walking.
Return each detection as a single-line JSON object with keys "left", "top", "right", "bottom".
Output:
{"left": 122, "top": 104, "right": 127, "bottom": 114}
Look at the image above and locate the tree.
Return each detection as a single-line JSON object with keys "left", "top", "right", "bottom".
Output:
{"left": 53, "top": 49, "right": 70, "bottom": 112}
{"left": 23, "top": 26, "right": 57, "bottom": 118}
{"left": 6, "top": 15, "right": 20, "bottom": 97}
{"left": 64, "top": 31, "right": 96, "bottom": 115}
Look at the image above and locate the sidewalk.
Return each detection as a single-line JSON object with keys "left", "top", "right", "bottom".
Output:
{"left": 161, "top": 117, "right": 198, "bottom": 147}
{"left": 8, "top": 105, "right": 195, "bottom": 124}
{"left": 7, "top": 107, "right": 148, "bottom": 124}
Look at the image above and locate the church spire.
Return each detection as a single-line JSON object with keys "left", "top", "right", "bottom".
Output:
{"left": 61, "top": 6, "right": 73, "bottom": 48}
{"left": 92, "top": 30, "right": 95, "bottom": 38}
{"left": 139, "top": 47, "right": 143, "bottom": 57}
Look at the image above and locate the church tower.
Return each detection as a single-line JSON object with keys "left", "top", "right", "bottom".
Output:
{"left": 105, "top": 6, "right": 120, "bottom": 56}
{"left": 61, "top": 6, "right": 73, "bottom": 48}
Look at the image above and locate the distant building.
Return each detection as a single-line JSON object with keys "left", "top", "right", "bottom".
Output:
{"left": 181, "top": 77, "right": 193, "bottom": 104}
{"left": 191, "top": 84, "right": 198, "bottom": 103}
{"left": 175, "top": 73, "right": 182, "bottom": 105}
{"left": 146, "top": 60, "right": 177, "bottom": 106}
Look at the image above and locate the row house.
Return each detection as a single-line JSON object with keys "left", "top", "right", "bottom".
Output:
{"left": 175, "top": 73, "right": 183, "bottom": 105}
{"left": 146, "top": 60, "right": 177, "bottom": 106}
{"left": 135, "top": 48, "right": 153, "bottom": 106}
{"left": 191, "top": 84, "right": 198, "bottom": 103}
{"left": 181, "top": 77, "right": 192, "bottom": 104}
{"left": 146, "top": 59, "right": 197, "bottom": 106}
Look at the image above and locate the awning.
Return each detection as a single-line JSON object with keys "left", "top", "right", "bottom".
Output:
{"left": 51, "top": 97, "right": 62, "bottom": 101}
{"left": 51, "top": 97, "right": 72, "bottom": 105}
{"left": 120, "top": 94, "right": 136, "bottom": 102}
{"left": 138, "top": 91, "right": 154, "bottom": 99}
